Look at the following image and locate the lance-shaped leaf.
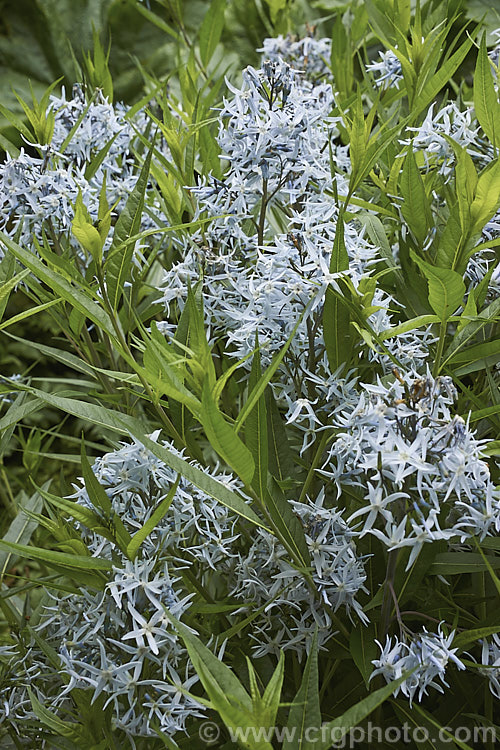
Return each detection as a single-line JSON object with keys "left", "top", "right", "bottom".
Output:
{"left": 350, "top": 622, "right": 378, "bottom": 689}
{"left": 0, "top": 232, "right": 118, "bottom": 341}
{"left": 284, "top": 628, "right": 321, "bottom": 750}
{"left": 81, "top": 441, "right": 133, "bottom": 556}
{"left": 72, "top": 191, "right": 103, "bottom": 264}
{"left": 0, "top": 539, "right": 112, "bottom": 572}
{"left": 0, "top": 482, "right": 48, "bottom": 581}
{"left": 172, "top": 614, "right": 274, "bottom": 750}
{"left": 474, "top": 34, "right": 500, "bottom": 148}
{"left": 263, "top": 477, "right": 311, "bottom": 572}
{"left": 201, "top": 380, "right": 255, "bottom": 486}
{"left": 323, "top": 214, "right": 352, "bottom": 372}
{"left": 266, "top": 387, "right": 294, "bottom": 484}
{"left": 245, "top": 345, "right": 268, "bottom": 500}
{"left": 400, "top": 145, "right": 431, "bottom": 244}
{"left": 21, "top": 386, "right": 267, "bottom": 530}
{"left": 106, "top": 149, "right": 152, "bottom": 311}
{"left": 127, "top": 476, "right": 180, "bottom": 560}
{"left": 199, "top": 0, "right": 226, "bottom": 65}
{"left": 316, "top": 673, "right": 414, "bottom": 750}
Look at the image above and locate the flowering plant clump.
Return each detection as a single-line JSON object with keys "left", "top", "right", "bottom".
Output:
{"left": 0, "top": 0, "right": 499, "bottom": 747}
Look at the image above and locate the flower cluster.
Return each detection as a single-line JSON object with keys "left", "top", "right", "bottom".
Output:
{"left": 0, "top": 85, "right": 161, "bottom": 261}
{"left": 230, "top": 489, "right": 368, "bottom": 657}
{"left": 320, "top": 370, "right": 500, "bottom": 567}
{"left": 371, "top": 625, "right": 465, "bottom": 705}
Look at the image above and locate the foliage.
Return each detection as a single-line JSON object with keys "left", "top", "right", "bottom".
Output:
{"left": 0, "top": 0, "right": 500, "bottom": 748}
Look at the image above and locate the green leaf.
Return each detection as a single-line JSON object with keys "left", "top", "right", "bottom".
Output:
{"left": 199, "top": 0, "right": 226, "bottom": 66}
{"left": 453, "top": 626, "right": 500, "bottom": 651}
{"left": 323, "top": 215, "right": 352, "bottom": 371}
{"left": 317, "top": 673, "right": 413, "bottom": 750}
{"left": 392, "top": 699, "right": 462, "bottom": 750}
{"left": 171, "top": 615, "right": 252, "bottom": 711}
{"left": 400, "top": 145, "right": 431, "bottom": 244}
{"left": 201, "top": 380, "right": 255, "bottom": 486}
{"left": 245, "top": 345, "right": 269, "bottom": 499}
{"left": 474, "top": 34, "right": 500, "bottom": 147}
{"left": 379, "top": 315, "right": 441, "bottom": 340}
{"left": 80, "top": 442, "right": 133, "bottom": 556}
{"left": 284, "top": 628, "right": 321, "bottom": 750}
{"left": 0, "top": 539, "right": 112, "bottom": 572}
{"left": 469, "top": 158, "right": 500, "bottom": 237}
{"left": 410, "top": 251, "right": 465, "bottom": 321}
{"left": 4, "top": 332, "right": 96, "bottom": 377}
{"left": 72, "top": 191, "right": 103, "bottom": 264}
{"left": 454, "top": 146, "right": 478, "bottom": 233}
{"left": 429, "top": 552, "right": 500, "bottom": 575}
{"left": 473, "top": 538, "right": 500, "bottom": 597}
{"left": 106, "top": 149, "right": 152, "bottom": 311}
{"left": 0, "top": 483, "right": 48, "bottom": 581}
{"left": 263, "top": 477, "right": 311, "bottom": 571}
{"left": 127, "top": 475, "right": 180, "bottom": 560}
{"left": 28, "top": 688, "right": 86, "bottom": 741}
{"left": 413, "top": 32, "right": 475, "bottom": 119}
{"left": 143, "top": 323, "right": 201, "bottom": 414}
{"left": 350, "top": 622, "right": 378, "bottom": 689}
{"left": 0, "top": 259, "right": 30, "bottom": 322}
{"left": 265, "top": 387, "right": 294, "bottom": 484}
{"left": 447, "top": 338, "right": 500, "bottom": 375}
{"left": 0, "top": 232, "right": 118, "bottom": 341}
{"left": 22, "top": 386, "right": 268, "bottom": 530}
{"left": 259, "top": 653, "right": 285, "bottom": 728}
{"left": 37, "top": 485, "right": 125, "bottom": 548}
{"left": 442, "top": 296, "right": 500, "bottom": 366}
{"left": 235, "top": 304, "right": 310, "bottom": 433}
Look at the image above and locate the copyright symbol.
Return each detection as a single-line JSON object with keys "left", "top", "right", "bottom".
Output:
{"left": 199, "top": 721, "right": 220, "bottom": 744}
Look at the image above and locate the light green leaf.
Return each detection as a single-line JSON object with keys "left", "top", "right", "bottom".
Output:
{"left": 474, "top": 34, "right": 500, "bottom": 147}
{"left": 0, "top": 539, "right": 112, "bottom": 572}
{"left": 127, "top": 476, "right": 180, "bottom": 560}
{"left": 0, "top": 231, "right": 118, "bottom": 341}
{"left": 410, "top": 252, "right": 465, "bottom": 321}
{"left": 199, "top": 0, "right": 226, "bottom": 66}
{"left": 414, "top": 33, "right": 475, "bottom": 119}
{"left": 400, "top": 145, "right": 431, "bottom": 244}
{"left": 201, "top": 380, "right": 255, "bottom": 486}
{"left": 72, "top": 191, "right": 103, "bottom": 264}
{"left": 106, "top": 149, "right": 152, "bottom": 311}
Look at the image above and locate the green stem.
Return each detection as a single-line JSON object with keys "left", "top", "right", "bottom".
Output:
{"left": 298, "top": 430, "right": 331, "bottom": 504}
{"left": 432, "top": 320, "right": 447, "bottom": 378}
{"left": 257, "top": 178, "right": 269, "bottom": 247}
